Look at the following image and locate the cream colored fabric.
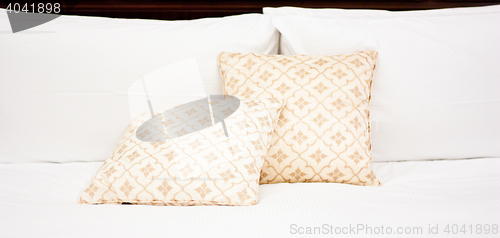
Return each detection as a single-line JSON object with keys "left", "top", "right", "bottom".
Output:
{"left": 80, "top": 98, "right": 284, "bottom": 205}
{"left": 219, "top": 51, "right": 380, "bottom": 186}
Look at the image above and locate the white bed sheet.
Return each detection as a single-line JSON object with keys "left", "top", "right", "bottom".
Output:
{"left": 1, "top": 158, "right": 499, "bottom": 238}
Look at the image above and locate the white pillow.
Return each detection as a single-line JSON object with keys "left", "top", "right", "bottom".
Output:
{"left": 264, "top": 5, "right": 500, "bottom": 18}
{"left": 268, "top": 7, "right": 500, "bottom": 161}
{"left": 0, "top": 10, "right": 278, "bottom": 163}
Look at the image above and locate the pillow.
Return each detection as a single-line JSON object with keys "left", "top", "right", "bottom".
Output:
{"left": 80, "top": 98, "right": 284, "bottom": 206}
{"left": 268, "top": 8, "right": 500, "bottom": 162}
{"left": 219, "top": 51, "right": 381, "bottom": 186}
{"left": 263, "top": 5, "right": 500, "bottom": 18}
{"left": 0, "top": 10, "right": 279, "bottom": 163}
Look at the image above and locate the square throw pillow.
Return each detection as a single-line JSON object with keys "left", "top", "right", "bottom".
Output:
{"left": 80, "top": 98, "right": 284, "bottom": 206}
{"left": 219, "top": 51, "right": 380, "bottom": 186}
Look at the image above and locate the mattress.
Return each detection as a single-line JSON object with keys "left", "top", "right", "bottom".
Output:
{"left": 1, "top": 158, "right": 499, "bottom": 238}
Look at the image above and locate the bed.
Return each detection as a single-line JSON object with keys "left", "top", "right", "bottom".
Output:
{"left": 1, "top": 159, "right": 499, "bottom": 237}
{"left": 1, "top": 1, "right": 499, "bottom": 237}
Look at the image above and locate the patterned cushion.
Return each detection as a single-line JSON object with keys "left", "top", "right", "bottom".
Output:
{"left": 80, "top": 98, "right": 284, "bottom": 205}
{"left": 219, "top": 51, "right": 381, "bottom": 186}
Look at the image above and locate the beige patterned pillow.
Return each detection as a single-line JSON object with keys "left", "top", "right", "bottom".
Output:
{"left": 219, "top": 51, "right": 381, "bottom": 186}
{"left": 80, "top": 98, "right": 284, "bottom": 205}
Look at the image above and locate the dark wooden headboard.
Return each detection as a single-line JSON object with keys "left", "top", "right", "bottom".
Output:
{"left": 2, "top": 1, "right": 500, "bottom": 20}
